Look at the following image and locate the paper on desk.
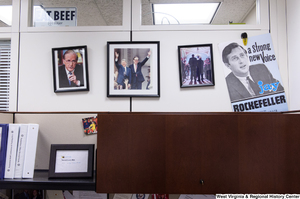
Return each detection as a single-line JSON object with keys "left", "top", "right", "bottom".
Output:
{"left": 179, "top": 195, "right": 216, "bottom": 199}
{"left": 73, "top": 191, "right": 107, "bottom": 199}
{"left": 114, "top": 194, "right": 133, "bottom": 199}
{"left": 46, "top": 190, "right": 64, "bottom": 199}
{"left": 63, "top": 191, "right": 75, "bottom": 199}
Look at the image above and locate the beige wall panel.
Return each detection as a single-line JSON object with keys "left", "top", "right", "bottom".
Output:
{"left": 15, "top": 113, "right": 98, "bottom": 169}
{"left": 0, "top": 113, "right": 13, "bottom": 123}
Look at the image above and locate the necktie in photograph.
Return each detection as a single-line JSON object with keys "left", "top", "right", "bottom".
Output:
{"left": 68, "top": 72, "right": 72, "bottom": 85}
{"left": 135, "top": 64, "right": 138, "bottom": 77}
{"left": 246, "top": 76, "right": 260, "bottom": 95}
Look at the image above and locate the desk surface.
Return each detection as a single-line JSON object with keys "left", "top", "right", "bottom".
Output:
{"left": 0, "top": 170, "right": 96, "bottom": 190}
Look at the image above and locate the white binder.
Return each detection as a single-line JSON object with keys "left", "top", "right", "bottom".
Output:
{"left": 14, "top": 124, "right": 28, "bottom": 178}
{"left": 22, "top": 124, "right": 39, "bottom": 178}
{"left": 4, "top": 124, "right": 21, "bottom": 179}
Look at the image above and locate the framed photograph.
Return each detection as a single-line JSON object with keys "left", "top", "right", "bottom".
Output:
{"left": 48, "top": 144, "right": 94, "bottom": 179}
{"left": 107, "top": 41, "right": 160, "bottom": 97}
{"left": 82, "top": 116, "right": 98, "bottom": 135}
{"left": 178, "top": 44, "right": 215, "bottom": 88}
{"left": 52, "top": 45, "right": 89, "bottom": 93}
{"left": 13, "top": 189, "right": 44, "bottom": 199}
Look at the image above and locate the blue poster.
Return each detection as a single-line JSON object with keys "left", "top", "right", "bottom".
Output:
{"left": 218, "top": 33, "right": 288, "bottom": 112}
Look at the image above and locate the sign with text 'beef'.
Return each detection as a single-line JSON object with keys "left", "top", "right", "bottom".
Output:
{"left": 33, "top": 7, "right": 77, "bottom": 27}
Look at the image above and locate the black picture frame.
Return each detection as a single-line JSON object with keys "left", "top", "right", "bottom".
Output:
{"left": 13, "top": 189, "right": 44, "bottom": 199}
{"left": 48, "top": 144, "right": 94, "bottom": 179}
{"left": 178, "top": 44, "right": 215, "bottom": 88}
{"left": 52, "top": 45, "right": 89, "bottom": 93}
{"left": 107, "top": 41, "right": 160, "bottom": 97}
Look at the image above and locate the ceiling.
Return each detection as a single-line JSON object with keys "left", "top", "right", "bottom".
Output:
{"left": 211, "top": 0, "right": 256, "bottom": 24}
{"left": 0, "top": 0, "right": 256, "bottom": 27}
{"left": 142, "top": 0, "right": 256, "bottom": 25}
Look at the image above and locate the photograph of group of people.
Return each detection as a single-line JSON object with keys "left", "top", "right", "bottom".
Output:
{"left": 178, "top": 44, "right": 214, "bottom": 88}
{"left": 82, "top": 116, "right": 98, "bottom": 135}
{"left": 13, "top": 189, "right": 43, "bottom": 199}
{"left": 107, "top": 41, "right": 160, "bottom": 97}
{"left": 113, "top": 49, "right": 152, "bottom": 90}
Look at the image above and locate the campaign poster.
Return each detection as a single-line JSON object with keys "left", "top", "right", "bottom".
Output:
{"left": 218, "top": 33, "right": 288, "bottom": 112}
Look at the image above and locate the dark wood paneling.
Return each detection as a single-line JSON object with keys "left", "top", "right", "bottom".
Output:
{"left": 279, "top": 114, "right": 300, "bottom": 193}
{"left": 165, "top": 115, "right": 205, "bottom": 193}
{"left": 96, "top": 112, "right": 299, "bottom": 194}
{"left": 199, "top": 115, "right": 240, "bottom": 194}
{"left": 237, "top": 114, "right": 283, "bottom": 193}
{"left": 96, "top": 114, "right": 166, "bottom": 193}
{"left": 165, "top": 115, "right": 240, "bottom": 193}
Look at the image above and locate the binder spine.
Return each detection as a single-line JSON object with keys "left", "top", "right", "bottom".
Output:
{"left": 14, "top": 124, "right": 28, "bottom": 178}
{"left": 4, "top": 124, "right": 20, "bottom": 179}
{"left": 22, "top": 124, "right": 39, "bottom": 178}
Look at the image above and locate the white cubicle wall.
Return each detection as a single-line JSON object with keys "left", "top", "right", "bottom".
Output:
{"left": 286, "top": 0, "right": 300, "bottom": 111}
{"left": 0, "top": 0, "right": 291, "bottom": 112}
{"left": 2, "top": 0, "right": 292, "bottom": 170}
{"left": 15, "top": 0, "right": 291, "bottom": 112}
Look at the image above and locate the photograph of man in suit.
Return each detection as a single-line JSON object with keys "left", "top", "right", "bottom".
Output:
{"left": 188, "top": 54, "right": 197, "bottom": 85}
{"left": 222, "top": 42, "right": 284, "bottom": 102}
{"left": 197, "top": 55, "right": 204, "bottom": 84}
{"left": 58, "top": 49, "right": 84, "bottom": 88}
{"left": 115, "top": 52, "right": 131, "bottom": 89}
{"left": 129, "top": 51, "right": 151, "bottom": 89}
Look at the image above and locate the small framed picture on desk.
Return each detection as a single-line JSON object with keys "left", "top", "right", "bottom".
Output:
{"left": 48, "top": 144, "right": 94, "bottom": 179}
